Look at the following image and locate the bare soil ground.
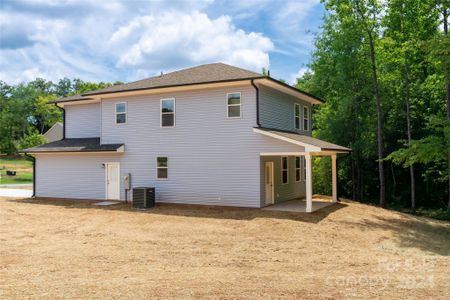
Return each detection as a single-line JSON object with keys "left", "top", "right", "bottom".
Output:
{"left": 0, "top": 196, "right": 449, "bottom": 299}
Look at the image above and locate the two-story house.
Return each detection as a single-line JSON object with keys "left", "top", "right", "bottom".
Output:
{"left": 22, "top": 63, "right": 350, "bottom": 212}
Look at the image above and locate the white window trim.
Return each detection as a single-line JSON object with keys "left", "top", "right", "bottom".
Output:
{"left": 303, "top": 105, "right": 310, "bottom": 131}
{"left": 115, "top": 102, "right": 127, "bottom": 124}
{"left": 294, "top": 103, "right": 301, "bottom": 130}
{"left": 156, "top": 156, "right": 169, "bottom": 180}
{"left": 226, "top": 92, "right": 242, "bottom": 119}
{"left": 160, "top": 98, "right": 176, "bottom": 128}
{"left": 281, "top": 156, "right": 289, "bottom": 185}
{"left": 295, "top": 156, "right": 301, "bottom": 182}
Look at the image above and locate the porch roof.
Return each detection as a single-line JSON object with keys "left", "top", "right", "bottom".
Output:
{"left": 21, "top": 138, "right": 124, "bottom": 154}
{"left": 253, "top": 127, "right": 351, "bottom": 153}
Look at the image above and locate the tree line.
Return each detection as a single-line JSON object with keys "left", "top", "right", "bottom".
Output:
{"left": 297, "top": 0, "right": 449, "bottom": 215}
{"left": 0, "top": 78, "right": 121, "bottom": 154}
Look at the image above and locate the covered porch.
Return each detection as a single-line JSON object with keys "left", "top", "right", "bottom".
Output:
{"left": 254, "top": 127, "right": 351, "bottom": 213}
{"left": 263, "top": 195, "right": 335, "bottom": 213}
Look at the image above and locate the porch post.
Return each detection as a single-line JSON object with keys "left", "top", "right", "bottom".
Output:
{"left": 331, "top": 154, "right": 337, "bottom": 203}
{"left": 305, "top": 153, "right": 313, "bottom": 213}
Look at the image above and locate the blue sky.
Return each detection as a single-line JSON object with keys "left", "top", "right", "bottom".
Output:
{"left": 0, "top": 0, "right": 325, "bottom": 85}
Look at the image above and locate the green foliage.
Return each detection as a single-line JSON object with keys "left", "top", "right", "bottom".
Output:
{"left": 299, "top": 0, "right": 448, "bottom": 210}
{"left": 17, "top": 128, "right": 47, "bottom": 150}
{"left": 313, "top": 157, "right": 332, "bottom": 195}
{"left": 0, "top": 78, "right": 117, "bottom": 154}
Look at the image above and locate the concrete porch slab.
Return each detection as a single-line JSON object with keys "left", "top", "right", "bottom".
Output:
{"left": 262, "top": 196, "right": 335, "bottom": 213}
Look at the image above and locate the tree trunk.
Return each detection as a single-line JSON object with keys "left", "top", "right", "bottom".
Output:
{"left": 404, "top": 63, "right": 416, "bottom": 212}
{"left": 442, "top": 8, "right": 450, "bottom": 213}
{"left": 367, "top": 30, "right": 386, "bottom": 208}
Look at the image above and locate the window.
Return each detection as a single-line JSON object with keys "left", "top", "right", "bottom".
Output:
{"left": 227, "top": 92, "right": 241, "bottom": 118}
{"left": 115, "top": 102, "right": 126, "bottom": 124}
{"left": 303, "top": 106, "right": 310, "bottom": 131}
{"left": 281, "top": 156, "right": 288, "bottom": 184}
{"left": 157, "top": 157, "right": 168, "bottom": 179}
{"left": 161, "top": 98, "right": 175, "bottom": 127}
{"left": 294, "top": 103, "right": 301, "bottom": 130}
{"left": 295, "top": 156, "right": 301, "bottom": 182}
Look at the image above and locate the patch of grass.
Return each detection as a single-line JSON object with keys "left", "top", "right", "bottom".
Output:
{"left": 0, "top": 157, "right": 33, "bottom": 184}
{"left": 415, "top": 207, "right": 450, "bottom": 221}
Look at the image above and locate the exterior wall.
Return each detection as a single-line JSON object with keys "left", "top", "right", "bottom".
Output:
{"left": 35, "top": 153, "right": 123, "bottom": 199}
{"left": 260, "top": 156, "right": 306, "bottom": 206}
{"left": 43, "top": 122, "right": 63, "bottom": 142}
{"left": 37, "top": 84, "right": 309, "bottom": 207}
{"left": 259, "top": 85, "right": 312, "bottom": 135}
{"left": 97, "top": 84, "right": 303, "bottom": 207}
{"left": 65, "top": 103, "right": 101, "bottom": 138}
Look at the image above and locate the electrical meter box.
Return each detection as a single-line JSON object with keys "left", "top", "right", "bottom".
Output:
{"left": 124, "top": 173, "right": 131, "bottom": 190}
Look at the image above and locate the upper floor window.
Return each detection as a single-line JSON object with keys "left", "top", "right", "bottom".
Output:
{"left": 161, "top": 98, "right": 175, "bottom": 127}
{"left": 227, "top": 92, "right": 241, "bottom": 118}
{"left": 281, "top": 156, "right": 288, "bottom": 184}
{"left": 115, "top": 102, "right": 127, "bottom": 124}
{"left": 156, "top": 156, "right": 168, "bottom": 179}
{"left": 294, "top": 103, "right": 301, "bottom": 130}
{"left": 303, "top": 106, "right": 310, "bottom": 131}
{"left": 295, "top": 156, "right": 301, "bottom": 182}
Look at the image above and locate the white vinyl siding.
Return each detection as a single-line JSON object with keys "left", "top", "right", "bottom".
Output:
{"left": 259, "top": 85, "right": 312, "bottom": 134}
{"left": 35, "top": 153, "right": 121, "bottom": 200}
{"left": 65, "top": 103, "right": 100, "bottom": 138}
{"left": 38, "top": 84, "right": 307, "bottom": 207}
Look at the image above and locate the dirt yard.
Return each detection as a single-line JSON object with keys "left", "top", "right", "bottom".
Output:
{"left": 0, "top": 196, "right": 449, "bottom": 299}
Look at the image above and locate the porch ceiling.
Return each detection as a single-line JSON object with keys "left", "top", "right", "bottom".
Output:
{"left": 253, "top": 127, "right": 351, "bottom": 153}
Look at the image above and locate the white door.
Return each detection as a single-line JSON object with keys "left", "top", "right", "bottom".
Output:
{"left": 265, "top": 161, "right": 274, "bottom": 205}
{"left": 105, "top": 163, "right": 120, "bottom": 200}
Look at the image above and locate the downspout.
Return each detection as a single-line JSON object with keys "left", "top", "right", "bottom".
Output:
{"left": 54, "top": 103, "right": 65, "bottom": 140}
{"left": 251, "top": 79, "right": 261, "bottom": 127}
{"left": 24, "top": 153, "right": 35, "bottom": 198}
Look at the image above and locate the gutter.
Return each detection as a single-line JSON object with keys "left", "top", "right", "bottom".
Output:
{"left": 23, "top": 153, "right": 36, "bottom": 197}
{"left": 54, "top": 103, "right": 65, "bottom": 139}
{"left": 251, "top": 79, "right": 261, "bottom": 127}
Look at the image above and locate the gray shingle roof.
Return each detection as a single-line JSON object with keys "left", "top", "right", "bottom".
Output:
{"left": 51, "top": 63, "right": 265, "bottom": 103}
{"left": 255, "top": 127, "right": 351, "bottom": 152}
{"left": 21, "top": 138, "right": 124, "bottom": 153}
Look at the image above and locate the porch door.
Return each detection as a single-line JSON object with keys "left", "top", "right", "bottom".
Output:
{"left": 265, "top": 161, "right": 274, "bottom": 205}
{"left": 105, "top": 163, "right": 120, "bottom": 200}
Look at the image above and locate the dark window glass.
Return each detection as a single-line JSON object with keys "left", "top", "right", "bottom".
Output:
{"left": 157, "top": 168, "right": 168, "bottom": 179}
{"left": 296, "top": 169, "right": 301, "bottom": 182}
{"left": 228, "top": 106, "right": 240, "bottom": 118}
{"left": 282, "top": 171, "right": 288, "bottom": 184}
{"left": 157, "top": 157, "right": 168, "bottom": 167}
{"left": 161, "top": 114, "right": 174, "bottom": 127}
{"left": 295, "top": 157, "right": 300, "bottom": 168}
{"left": 116, "top": 113, "right": 126, "bottom": 124}
{"left": 282, "top": 157, "right": 288, "bottom": 169}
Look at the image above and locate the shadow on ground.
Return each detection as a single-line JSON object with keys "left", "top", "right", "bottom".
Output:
{"left": 339, "top": 214, "right": 450, "bottom": 256}
{"left": 8, "top": 197, "right": 347, "bottom": 224}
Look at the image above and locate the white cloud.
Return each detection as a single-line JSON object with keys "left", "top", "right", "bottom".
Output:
{"left": 0, "top": 1, "right": 273, "bottom": 84}
{"left": 111, "top": 11, "right": 273, "bottom": 79}
{"left": 289, "top": 67, "right": 310, "bottom": 85}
